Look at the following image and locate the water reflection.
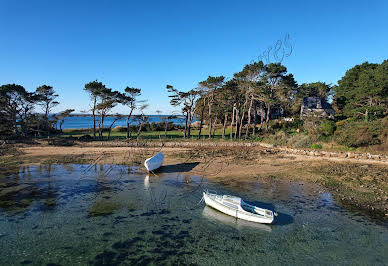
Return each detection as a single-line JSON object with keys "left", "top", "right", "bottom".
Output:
{"left": 0, "top": 165, "right": 60, "bottom": 212}
{"left": 144, "top": 175, "right": 150, "bottom": 189}
{"left": 202, "top": 206, "right": 272, "bottom": 232}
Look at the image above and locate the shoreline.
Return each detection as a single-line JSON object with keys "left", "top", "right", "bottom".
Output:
{"left": 2, "top": 140, "right": 388, "bottom": 220}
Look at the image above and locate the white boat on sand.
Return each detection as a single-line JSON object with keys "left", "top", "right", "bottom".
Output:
{"left": 203, "top": 191, "right": 276, "bottom": 224}
{"left": 144, "top": 152, "right": 164, "bottom": 172}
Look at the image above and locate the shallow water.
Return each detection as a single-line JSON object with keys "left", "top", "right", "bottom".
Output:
{"left": 0, "top": 164, "right": 387, "bottom": 265}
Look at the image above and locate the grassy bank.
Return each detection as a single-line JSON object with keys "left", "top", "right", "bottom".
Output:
{"left": 58, "top": 126, "right": 387, "bottom": 155}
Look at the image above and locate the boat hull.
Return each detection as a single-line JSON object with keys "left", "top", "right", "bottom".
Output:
{"left": 144, "top": 152, "right": 164, "bottom": 171}
{"left": 203, "top": 192, "right": 274, "bottom": 224}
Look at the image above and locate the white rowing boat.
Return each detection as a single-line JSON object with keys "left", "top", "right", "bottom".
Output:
{"left": 144, "top": 152, "right": 164, "bottom": 172}
{"left": 203, "top": 191, "right": 276, "bottom": 224}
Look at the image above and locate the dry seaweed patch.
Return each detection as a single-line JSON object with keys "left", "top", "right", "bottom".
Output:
{"left": 0, "top": 144, "right": 24, "bottom": 176}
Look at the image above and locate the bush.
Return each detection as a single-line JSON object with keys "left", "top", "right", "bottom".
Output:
{"left": 318, "top": 120, "right": 336, "bottom": 137}
{"left": 310, "top": 143, "right": 322, "bottom": 149}
{"left": 111, "top": 126, "right": 124, "bottom": 132}
{"left": 334, "top": 119, "right": 384, "bottom": 148}
{"left": 263, "top": 131, "right": 288, "bottom": 146}
{"left": 287, "top": 134, "right": 314, "bottom": 148}
{"left": 303, "top": 116, "right": 321, "bottom": 139}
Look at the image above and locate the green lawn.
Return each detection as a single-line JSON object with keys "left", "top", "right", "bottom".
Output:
{"left": 60, "top": 127, "right": 240, "bottom": 141}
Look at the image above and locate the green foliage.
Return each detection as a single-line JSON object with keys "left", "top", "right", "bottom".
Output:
{"left": 310, "top": 143, "right": 322, "bottom": 149}
{"left": 334, "top": 60, "right": 388, "bottom": 121}
{"left": 303, "top": 115, "right": 321, "bottom": 139}
{"left": 298, "top": 82, "right": 333, "bottom": 100}
{"left": 0, "top": 84, "right": 44, "bottom": 138}
{"left": 334, "top": 118, "right": 386, "bottom": 147}
{"left": 318, "top": 120, "right": 336, "bottom": 137}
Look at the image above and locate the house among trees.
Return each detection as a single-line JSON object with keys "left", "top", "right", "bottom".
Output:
{"left": 300, "top": 96, "right": 335, "bottom": 119}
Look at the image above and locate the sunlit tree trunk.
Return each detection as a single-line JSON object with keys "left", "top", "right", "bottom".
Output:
{"left": 230, "top": 106, "right": 235, "bottom": 140}
{"left": 198, "top": 101, "right": 206, "bottom": 139}
{"left": 92, "top": 96, "right": 97, "bottom": 139}
{"left": 222, "top": 113, "right": 228, "bottom": 139}
{"left": 266, "top": 103, "right": 271, "bottom": 130}
{"left": 234, "top": 108, "right": 239, "bottom": 139}
{"left": 252, "top": 101, "right": 257, "bottom": 137}
{"left": 245, "top": 96, "right": 254, "bottom": 139}
{"left": 187, "top": 108, "right": 192, "bottom": 138}
{"left": 126, "top": 108, "right": 134, "bottom": 139}
{"left": 184, "top": 112, "right": 188, "bottom": 139}
{"left": 212, "top": 117, "right": 217, "bottom": 138}
{"left": 208, "top": 100, "right": 212, "bottom": 139}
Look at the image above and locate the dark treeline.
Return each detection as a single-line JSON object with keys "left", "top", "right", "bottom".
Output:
{"left": 0, "top": 84, "right": 72, "bottom": 138}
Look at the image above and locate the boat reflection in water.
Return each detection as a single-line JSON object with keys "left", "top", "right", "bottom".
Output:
{"left": 202, "top": 206, "right": 272, "bottom": 232}
{"left": 144, "top": 175, "right": 150, "bottom": 189}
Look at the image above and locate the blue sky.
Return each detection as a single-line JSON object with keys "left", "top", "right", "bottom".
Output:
{"left": 1, "top": 0, "right": 387, "bottom": 114}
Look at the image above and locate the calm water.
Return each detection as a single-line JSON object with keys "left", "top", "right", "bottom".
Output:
{"left": 58, "top": 115, "right": 188, "bottom": 129}
{"left": 0, "top": 164, "right": 387, "bottom": 265}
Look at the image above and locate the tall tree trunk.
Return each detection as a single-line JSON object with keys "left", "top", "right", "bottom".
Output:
{"left": 187, "top": 109, "right": 192, "bottom": 138}
{"left": 92, "top": 97, "right": 97, "bottom": 139}
{"left": 126, "top": 109, "right": 133, "bottom": 139}
{"left": 208, "top": 102, "right": 212, "bottom": 139}
{"left": 137, "top": 118, "right": 143, "bottom": 140}
{"left": 234, "top": 108, "right": 240, "bottom": 139}
{"left": 239, "top": 111, "right": 245, "bottom": 139}
{"left": 108, "top": 128, "right": 112, "bottom": 140}
{"left": 245, "top": 96, "right": 254, "bottom": 139}
{"left": 45, "top": 103, "right": 50, "bottom": 137}
{"left": 212, "top": 117, "right": 217, "bottom": 138}
{"left": 198, "top": 101, "right": 206, "bottom": 139}
{"left": 234, "top": 108, "right": 239, "bottom": 139}
{"left": 252, "top": 101, "right": 257, "bottom": 137}
{"left": 230, "top": 106, "right": 235, "bottom": 140}
{"left": 260, "top": 104, "right": 265, "bottom": 129}
{"left": 184, "top": 112, "right": 188, "bottom": 139}
{"left": 99, "top": 113, "right": 105, "bottom": 140}
{"left": 107, "top": 118, "right": 118, "bottom": 140}
{"left": 266, "top": 104, "right": 271, "bottom": 130}
{"left": 222, "top": 113, "right": 228, "bottom": 139}
{"left": 239, "top": 99, "right": 248, "bottom": 139}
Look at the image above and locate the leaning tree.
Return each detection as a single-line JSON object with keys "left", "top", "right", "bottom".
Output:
{"left": 198, "top": 76, "right": 225, "bottom": 138}
{"left": 35, "top": 85, "right": 59, "bottom": 136}
{"left": 84, "top": 80, "right": 106, "bottom": 139}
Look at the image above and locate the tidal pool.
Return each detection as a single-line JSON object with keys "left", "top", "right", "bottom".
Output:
{"left": 0, "top": 164, "right": 387, "bottom": 265}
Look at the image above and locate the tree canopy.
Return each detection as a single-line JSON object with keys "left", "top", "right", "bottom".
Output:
{"left": 335, "top": 60, "right": 388, "bottom": 121}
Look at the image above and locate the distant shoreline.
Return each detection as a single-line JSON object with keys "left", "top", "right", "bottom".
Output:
{"left": 64, "top": 114, "right": 182, "bottom": 118}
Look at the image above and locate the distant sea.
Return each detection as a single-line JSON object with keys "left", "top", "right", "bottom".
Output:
{"left": 58, "top": 115, "right": 189, "bottom": 129}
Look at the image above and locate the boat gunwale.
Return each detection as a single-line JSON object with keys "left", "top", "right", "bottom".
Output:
{"left": 204, "top": 192, "right": 272, "bottom": 219}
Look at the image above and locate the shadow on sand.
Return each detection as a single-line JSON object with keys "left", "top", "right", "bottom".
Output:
{"left": 157, "top": 162, "right": 200, "bottom": 173}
